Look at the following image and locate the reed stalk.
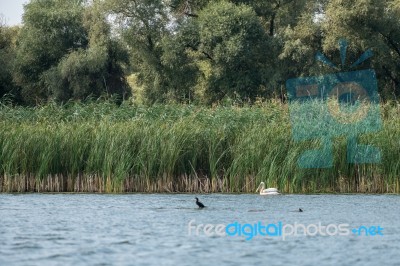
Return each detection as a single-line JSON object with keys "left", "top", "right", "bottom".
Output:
{"left": 0, "top": 101, "right": 399, "bottom": 193}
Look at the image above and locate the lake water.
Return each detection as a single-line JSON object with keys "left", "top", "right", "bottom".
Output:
{"left": 0, "top": 194, "right": 399, "bottom": 266}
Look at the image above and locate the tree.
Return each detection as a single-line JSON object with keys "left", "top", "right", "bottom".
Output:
{"left": 13, "top": 0, "right": 129, "bottom": 104}
{"left": 159, "top": 25, "right": 199, "bottom": 103}
{"left": 322, "top": 0, "right": 400, "bottom": 99}
{"left": 170, "top": 0, "right": 310, "bottom": 101}
{"left": 107, "top": 0, "right": 332, "bottom": 103}
{"left": 13, "top": 0, "right": 88, "bottom": 104}
{"left": 106, "top": 0, "right": 200, "bottom": 103}
{"left": 281, "top": 0, "right": 400, "bottom": 100}
{"left": 106, "top": 0, "right": 176, "bottom": 103}
{"left": 44, "top": 2, "right": 131, "bottom": 102}
{"left": 233, "top": 0, "right": 308, "bottom": 36}
{"left": 0, "top": 16, "right": 20, "bottom": 102}
{"left": 191, "top": 1, "right": 275, "bottom": 102}
{"left": 280, "top": 0, "right": 326, "bottom": 78}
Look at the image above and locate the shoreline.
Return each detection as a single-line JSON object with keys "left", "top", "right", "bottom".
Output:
{"left": 1, "top": 174, "right": 398, "bottom": 194}
{"left": 1, "top": 192, "right": 399, "bottom": 195}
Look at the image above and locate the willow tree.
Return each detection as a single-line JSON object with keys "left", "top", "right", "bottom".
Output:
{"left": 192, "top": 1, "right": 274, "bottom": 102}
{"left": 169, "top": 0, "right": 309, "bottom": 101}
{"left": 13, "top": 0, "right": 129, "bottom": 104}
{"left": 104, "top": 0, "right": 195, "bottom": 103}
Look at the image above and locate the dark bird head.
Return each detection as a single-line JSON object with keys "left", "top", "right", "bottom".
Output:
{"left": 299, "top": 208, "right": 303, "bottom": 212}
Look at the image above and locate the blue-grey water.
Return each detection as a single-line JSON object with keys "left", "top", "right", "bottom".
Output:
{"left": 0, "top": 194, "right": 399, "bottom": 266}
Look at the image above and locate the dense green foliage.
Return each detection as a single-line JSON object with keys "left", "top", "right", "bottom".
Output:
{"left": 11, "top": 0, "right": 129, "bottom": 104}
{"left": 0, "top": 102, "right": 399, "bottom": 193}
{"left": 0, "top": 0, "right": 399, "bottom": 104}
{"left": 0, "top": 18, "right": 20, "bottom": 101}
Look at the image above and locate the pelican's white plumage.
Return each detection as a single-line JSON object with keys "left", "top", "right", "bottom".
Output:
{"left": 256, "top": 182, "right": 280, "bottom": 195}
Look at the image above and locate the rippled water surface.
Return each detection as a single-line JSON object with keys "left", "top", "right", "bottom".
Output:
{"left": 0, "top": 194, "right": 399, "bottom": 266}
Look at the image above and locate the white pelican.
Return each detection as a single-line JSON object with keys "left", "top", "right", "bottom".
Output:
{"left": 256, "top": 182, "right": 280, "bottom": 195}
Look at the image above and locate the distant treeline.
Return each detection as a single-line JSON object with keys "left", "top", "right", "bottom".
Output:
{"left": 0, "top": 0, "right": 399, "bottom": 105}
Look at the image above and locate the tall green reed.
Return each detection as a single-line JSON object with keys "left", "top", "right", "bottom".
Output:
{"left": 0, "top": 101, "right": 398, "bottom": 193}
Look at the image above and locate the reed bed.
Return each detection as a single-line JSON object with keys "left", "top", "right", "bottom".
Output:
{"left": 0, "top": 101, "right": 399, "bottom": 193}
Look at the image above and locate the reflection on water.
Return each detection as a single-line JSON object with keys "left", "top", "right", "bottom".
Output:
{"left": 0, "top": 194, "right": 399, "bottom": 266}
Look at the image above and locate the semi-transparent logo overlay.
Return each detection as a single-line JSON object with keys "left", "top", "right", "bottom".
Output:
{"left": 286, "top": 40, "right": 382, "bottom": 168}
{"left": 188, "top": 220, "right": 384, "bottom": 241}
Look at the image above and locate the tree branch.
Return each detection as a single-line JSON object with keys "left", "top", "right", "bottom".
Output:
{"left": 185, "top": 44, "right": 213, "bottom": 60}
{"left": 377, "top": 31, "right": 400, "bottom": 58}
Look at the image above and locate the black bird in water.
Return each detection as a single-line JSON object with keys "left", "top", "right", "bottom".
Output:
{"left": 299, "top": 208, "right": 303, "bottom": 212}
{"left": 195, "top": 197, "right": 205, "bottom": 208}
